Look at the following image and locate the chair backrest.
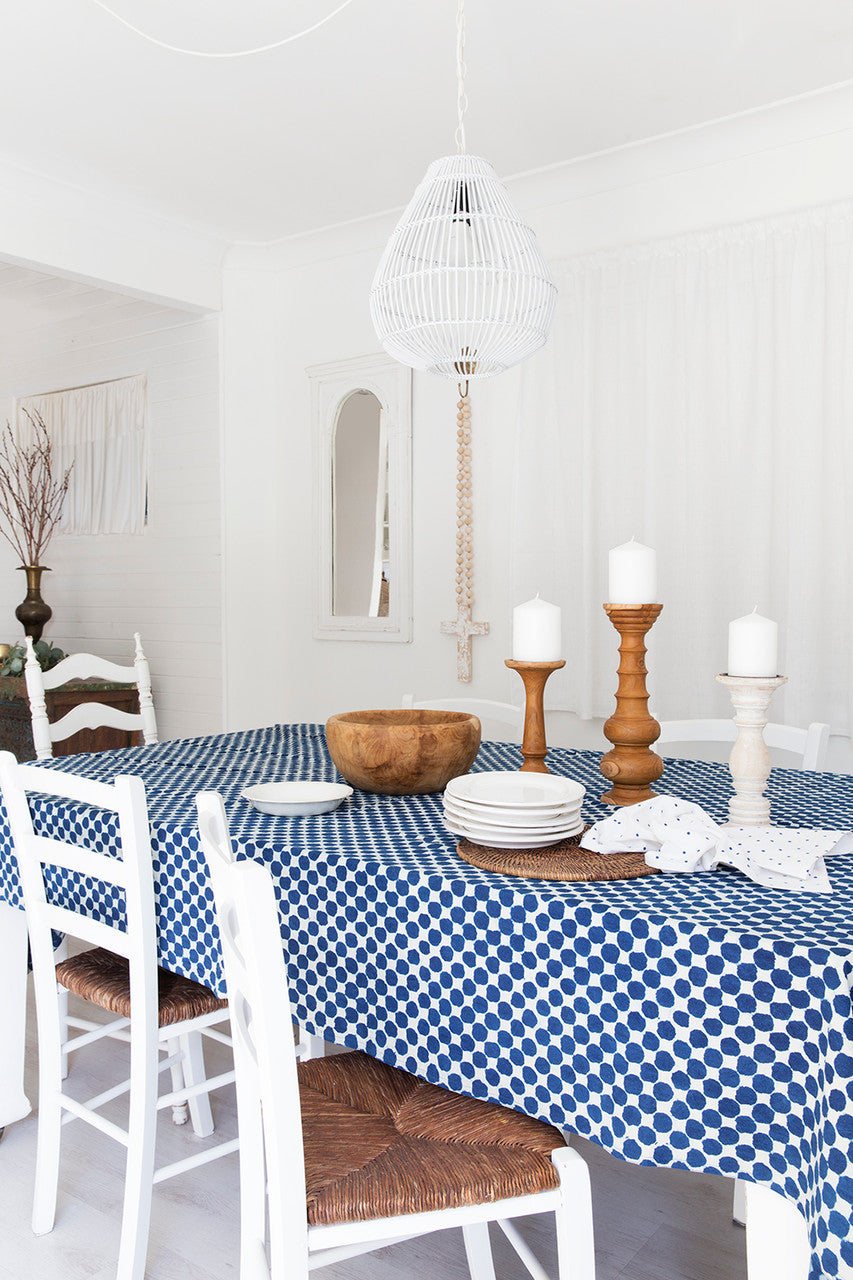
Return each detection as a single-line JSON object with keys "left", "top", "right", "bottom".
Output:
{"left": 401, "top": 694, "right": 523, "bottom": 741}
{"left": 25, "top": 632, "right": 159, "bottom": 761}
{"left": 0, "top": 750, "right": 159, "bottom": 1042}
{"left": 195, "top": 792, "right": 308, "bottom": 1279}
{"left": 656, "top": 719, "right": 830, "bottom": 770}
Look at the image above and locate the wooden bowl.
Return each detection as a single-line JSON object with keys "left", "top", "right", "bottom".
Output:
{"left": 325, "top": 709, "right": 482, "bottom": 795}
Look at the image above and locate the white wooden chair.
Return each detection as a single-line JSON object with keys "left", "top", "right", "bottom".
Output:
{"left": 656, "top": 719, "right": 830, "bottom": 770}
{"left": 402, "top": 693, "right": 523, "bottom": 742}
{"left": 196, "top": 790, "right": 596, "bottom": 1280}
{"left": 25, "top": 632, "right": 159, "bottom": 762}
{"left": 0, "top": 753, "right": 236, "bottom": 1280}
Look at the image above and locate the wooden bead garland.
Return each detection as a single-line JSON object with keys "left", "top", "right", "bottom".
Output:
{"left": 440, "top": 389, "right": 489, "bottom": 681}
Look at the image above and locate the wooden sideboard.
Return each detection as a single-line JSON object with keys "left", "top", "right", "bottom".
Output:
{"left": 0, "top": 677, "right": 141, "bottom": 762}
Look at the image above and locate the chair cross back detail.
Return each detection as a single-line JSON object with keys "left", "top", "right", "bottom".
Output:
{"left": 25, "top": 632, "right": 158, "bottom": 760}
{"left": 655, "top": 718, "right": 830, "bottom": 770}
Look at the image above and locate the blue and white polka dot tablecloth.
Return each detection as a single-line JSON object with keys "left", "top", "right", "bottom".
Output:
{"left": 2, "top": 723, "right": 853, "bottom": 1280}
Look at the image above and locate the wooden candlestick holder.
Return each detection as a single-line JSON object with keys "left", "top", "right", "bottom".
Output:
{"left": 600, "top": 603, "right": 663, "bottom": 805}
{"left": 716, "top": 673, "right": 787, "bottom": 825}
{"left": 505, "top": 658, "right": 566, "bottom": 773}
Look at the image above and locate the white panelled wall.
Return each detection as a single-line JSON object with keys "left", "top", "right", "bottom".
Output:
{"left": 0, "top": 287, "right": 222, "bottom": 742}
{"left": 2, "top": 91, "right": 853, "bottom": 765}
{"left": 221, "top": 92, "right": 853, "bottom": 771}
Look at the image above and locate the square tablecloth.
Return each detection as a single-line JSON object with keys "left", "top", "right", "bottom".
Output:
{"left": 2, "top": 723, "right": 853, "bottom": 1280}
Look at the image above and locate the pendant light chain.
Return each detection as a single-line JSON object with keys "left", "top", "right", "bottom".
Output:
{"left": 454, "top": 0, "right": 468, "bottom": 154}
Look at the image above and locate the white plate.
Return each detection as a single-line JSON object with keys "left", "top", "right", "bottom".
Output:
{"left": 444, "top": 814, "right": 584, "bottom": 849}
{"left": 446, "top": 770, "right": 584, "bottom": 810}
{"left": 444, "top": 794, "right": 582, "bottom": 827}
{"left": 445, "top": 815, "right": 584, "bottom": 843}
{"left": 241, "top": 781, "right": 353, "bottom": 817}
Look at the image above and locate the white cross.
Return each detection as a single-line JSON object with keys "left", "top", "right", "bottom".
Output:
{"left": 440, "top": 605, "right": 489, "bottom": 683}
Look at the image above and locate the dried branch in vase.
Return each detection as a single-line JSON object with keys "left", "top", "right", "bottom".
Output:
{"left": 0, "top": 410, "right": 73, "bottom": 566}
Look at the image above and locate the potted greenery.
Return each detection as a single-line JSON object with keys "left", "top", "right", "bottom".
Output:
{"left": 0, "top": 410, "right": 73, "bottom": 641}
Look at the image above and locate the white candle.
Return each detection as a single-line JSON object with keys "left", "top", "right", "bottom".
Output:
{"left": 727, "top": 608, "right": 778, "bottom": 677}
{"left": 608, "top": 538, "right": 658, "bottom": 604}
{"left": 512, "top": 595, "right": 562, "bottom": 661}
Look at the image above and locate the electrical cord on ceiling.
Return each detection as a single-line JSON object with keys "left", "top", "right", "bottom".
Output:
{"left": 86, "top": 0, "right": 357, "bottom": 57}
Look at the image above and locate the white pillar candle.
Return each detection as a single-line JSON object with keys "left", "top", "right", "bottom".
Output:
{"left": 512, "top": 595, "right": 562, "bottom": 661}
{"left": 608, "top": 538, "right": 658, "bottom": 604}
{"left": 727, "top": 608, "right": 778, "bottom": 677}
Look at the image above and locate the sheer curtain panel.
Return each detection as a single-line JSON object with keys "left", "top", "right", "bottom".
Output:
{"left": 512, "top": 203, "right": 853, "bottom": 736}
{"left": 18, "top": 373, "right": 148, "bottom": 536}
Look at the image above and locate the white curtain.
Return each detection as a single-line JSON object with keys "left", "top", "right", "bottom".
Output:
{"left": 18, "top": 373, "right": 148, "bottom": 535}
{"left": 512, "top": 202, "right": 853, "bottom": 736}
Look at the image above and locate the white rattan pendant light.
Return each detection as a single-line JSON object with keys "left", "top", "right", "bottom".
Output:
{"left": 370, "top": 0, "right": 557, "bottom": 380}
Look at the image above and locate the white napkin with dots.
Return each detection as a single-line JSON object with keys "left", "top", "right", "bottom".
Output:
{"left": 580, "top": 796, "right": 853, "bottom": 893}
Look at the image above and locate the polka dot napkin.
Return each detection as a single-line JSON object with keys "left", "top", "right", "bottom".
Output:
{"left": 580, "top": 795, "right": 852, "bottom": 892}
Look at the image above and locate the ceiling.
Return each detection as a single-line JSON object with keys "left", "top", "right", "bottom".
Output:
{"left": 1, "top": 0, "right": 853, "bottom": 243}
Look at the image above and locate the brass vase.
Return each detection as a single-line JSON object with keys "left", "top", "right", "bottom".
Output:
{"left": 15, "top": 565, "right": 52, "bottom": 642}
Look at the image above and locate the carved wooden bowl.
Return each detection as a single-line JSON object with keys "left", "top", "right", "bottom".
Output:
{"left": 325, "top": 709, "right": 482, "bottom": 796}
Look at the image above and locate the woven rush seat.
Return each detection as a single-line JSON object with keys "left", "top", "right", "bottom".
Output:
{"left": 298, "top": 1050, "right": 564, "bottom": 1226}
{"left": 55, "top": 946, "right": 227, "bottom": 1028}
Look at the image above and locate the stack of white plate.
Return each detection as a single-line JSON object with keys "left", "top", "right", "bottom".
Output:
{"left": 443, "top": 771, "right": 585, "bottom": 848}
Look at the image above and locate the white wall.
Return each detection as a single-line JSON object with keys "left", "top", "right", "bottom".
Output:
{"left": 220, "top": 91, "right": 853, "bottom": 770}
{"left": 0, "top": 299, "right": 222, "bottom": 741}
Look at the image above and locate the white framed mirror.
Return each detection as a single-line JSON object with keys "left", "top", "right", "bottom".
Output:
{"left": 310, "top": 354, "right": 412, "bottom": 642}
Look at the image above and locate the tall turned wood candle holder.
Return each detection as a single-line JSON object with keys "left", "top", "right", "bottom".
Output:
{"left": 716, "top": 673, "right": 787, "bottom": 825}
{"left": 505, "top": 658, "right": 566, "bottom": 773}
{"left": 600, "top": 603, "right": 663, "bottom": 805}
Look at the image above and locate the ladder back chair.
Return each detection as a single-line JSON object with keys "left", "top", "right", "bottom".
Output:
{"left": 25, "top": 632, "right": 158, "bottom": 761}
{"left": 0, "top": 753, "right": 236, "bottom": 1280}
{"left": 196, "top": 790, "right": 596, "bottom": 1280}
{"left": 402, "top": 693, "right": 523, "bottom": 742}
{"left": 655, "top": 719, "right": 829, "bottom": 770}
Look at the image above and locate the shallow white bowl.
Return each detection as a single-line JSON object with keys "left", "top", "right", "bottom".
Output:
{"left": 241, "top": 781, "right": 353, "bottom": 817}
{"left": 446, "top": 770, "right": 584, "bottom": 810}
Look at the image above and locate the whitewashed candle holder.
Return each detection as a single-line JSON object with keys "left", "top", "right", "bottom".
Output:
{"left": 715, "top": 673, "right": 788, "bottom": 825}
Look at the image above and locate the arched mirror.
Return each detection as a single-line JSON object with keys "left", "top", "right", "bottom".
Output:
{"left": 310, "top": 355, "right": 412, "bottom": 641}
{"left": 333, "top": 390, "right": 388, "bottom": 617}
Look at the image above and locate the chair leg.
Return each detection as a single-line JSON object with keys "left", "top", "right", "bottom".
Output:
{"left": 238, "top": 1080, "right": 270, "bottom": 1280}
{"left": 462, "top": 1223, "right": 497, "bottom": 1280}
{"left": 32, "top": 1012, "right": 63, "bottom": 1236}
{"left": 552, "top": 1149, "right": 596, "bottom": 1280}
{"left": 179, "top": 1030, "right": 214, "bottom": 1138}
{"left": 166, "top": 1038, "right": 189, "bottom": 1125}
{"left": 54, "top": 940, "right": 70, "bottom": 1082}
{"left": 116, "top": 1031, "right": 158, "bottom": 1280}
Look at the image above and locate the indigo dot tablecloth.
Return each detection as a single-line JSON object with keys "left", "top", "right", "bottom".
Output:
{"left": 2, "top": 723, "right": 853, "bottom": 1280}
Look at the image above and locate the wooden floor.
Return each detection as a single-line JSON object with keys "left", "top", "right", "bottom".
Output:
{"left": 0, "top": 986, "right": 747, "bottom": 1280}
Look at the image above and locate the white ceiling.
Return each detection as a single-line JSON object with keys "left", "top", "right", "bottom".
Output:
{"left": 1, "top": 0, "right": 853, "bottom": 243}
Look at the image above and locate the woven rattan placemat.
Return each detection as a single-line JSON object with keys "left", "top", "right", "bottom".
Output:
{"left": 456, "top": 827, "right": 659, "bottom": 882}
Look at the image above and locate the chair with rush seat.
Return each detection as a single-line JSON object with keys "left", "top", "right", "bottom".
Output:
{"left": 196, "top": 788, "right": 596, "bottom": 1280}
{"left": 24, "top": 632, "right": 159, "bottom": 761}
{"left": 0, "top": 752, "right": 235, "bottom": 1280}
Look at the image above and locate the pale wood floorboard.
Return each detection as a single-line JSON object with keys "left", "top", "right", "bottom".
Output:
{"left": 0, "top": 982, "right": 747, "bottom": 1280}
